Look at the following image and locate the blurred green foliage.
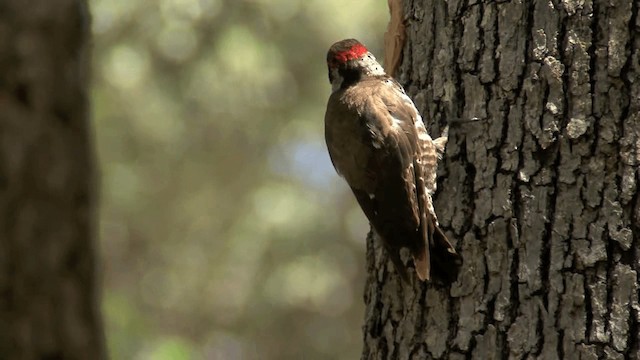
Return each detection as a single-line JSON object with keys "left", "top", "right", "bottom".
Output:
{"left": 91, "top": 0, "right": 387, "bottom": 358}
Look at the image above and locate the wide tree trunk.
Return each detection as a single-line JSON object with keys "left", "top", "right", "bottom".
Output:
{"left": 0, "top": 0, "right": 106, "bottom": 358}
{"left": 363, "top": 0, "right": 639, "bottom": 358}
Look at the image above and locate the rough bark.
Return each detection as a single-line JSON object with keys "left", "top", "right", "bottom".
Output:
{"left": 363, "top": 0, "right": 639, "bottom": 359}
{"left": 0, "top": 0, "right": 106, "bottom": 358}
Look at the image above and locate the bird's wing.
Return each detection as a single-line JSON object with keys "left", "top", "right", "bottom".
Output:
{"left": 372, "top": 79, "right": 437, "bottom": 280}
{"left": 412, "top": 119, "right": 438, "bottom": 281}
{"left": 384, "top": 80, "right": 461, "bottom": 282}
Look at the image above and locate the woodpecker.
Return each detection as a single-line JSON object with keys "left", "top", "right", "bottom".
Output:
{"left": 324, "top": 39, "right": 462, "bottom": 283}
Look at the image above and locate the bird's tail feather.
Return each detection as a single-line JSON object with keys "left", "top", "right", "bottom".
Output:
{"left": 412, "top": 251, "right": 429, "bottom": 281}
{"left": 429, "top": 226, "right": 462, "bottom": 283}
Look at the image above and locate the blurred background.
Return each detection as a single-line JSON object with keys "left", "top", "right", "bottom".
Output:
{"left": 91, "top": 0, "right": 387, "bottom": 358}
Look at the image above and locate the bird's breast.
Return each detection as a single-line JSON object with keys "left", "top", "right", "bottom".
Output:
{"left": 325, "top": 103, "right": 381, "bottom": 193}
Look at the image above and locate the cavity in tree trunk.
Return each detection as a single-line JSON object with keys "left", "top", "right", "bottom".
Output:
{"left": 0, "top": 0, "right": 106, "bottom": 358}
{"left": 363, "top": 0, "right": 639, "bottom": 358}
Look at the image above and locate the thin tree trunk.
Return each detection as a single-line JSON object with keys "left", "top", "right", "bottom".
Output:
{"left": 0, "top": 0, "right": 106, "bottom": 358}
{"left": 363, "top": 0, "right": 639, "bottom": 358}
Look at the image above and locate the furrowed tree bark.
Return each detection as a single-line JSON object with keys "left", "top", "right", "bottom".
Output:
{"left": 0, "top": 0, "right": 106, "bottom": 358}
{"left": 363, "top": 0, "right": 639, "bottom": 358}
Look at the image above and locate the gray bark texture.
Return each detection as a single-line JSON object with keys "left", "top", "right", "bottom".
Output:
{"left": 0, "top": 0, "right": 106, "bottom": 359}
{"left": 363, "top": 0, "right": 640, "bottom": 359}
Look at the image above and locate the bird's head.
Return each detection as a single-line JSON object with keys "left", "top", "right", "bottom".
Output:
{"left": 326, "top": 39, "right": 385, "bottom": 91}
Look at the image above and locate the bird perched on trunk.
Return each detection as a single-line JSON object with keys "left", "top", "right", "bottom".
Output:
{"left": 324, "top": 39, "right": 462, "bottom": 283}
